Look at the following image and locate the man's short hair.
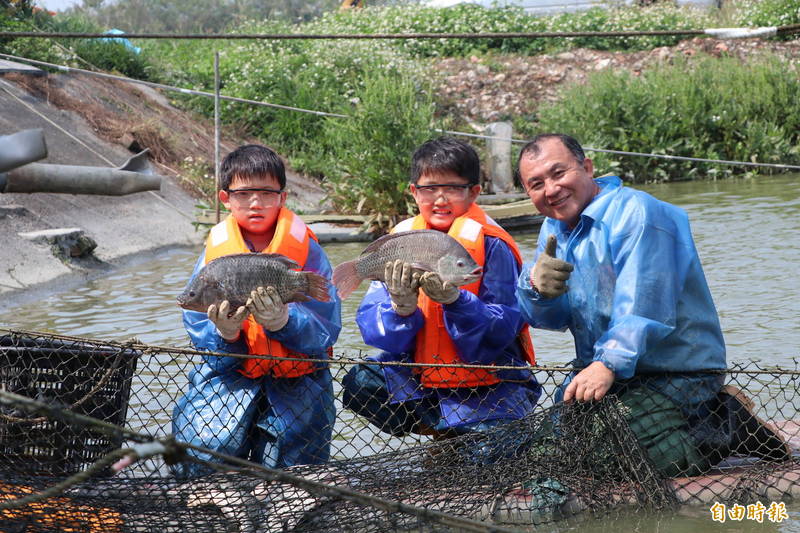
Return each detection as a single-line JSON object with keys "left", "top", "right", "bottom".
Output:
{"left": 410, "top": 136, "right": 480, "bottom": 185}
{"left": 220, "top": 144, "right": 286, "bottom": 191}
{"left": 515, "top": 134, "right": 586, "bottom": 188}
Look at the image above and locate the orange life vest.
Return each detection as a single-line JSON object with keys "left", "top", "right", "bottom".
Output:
{"left": 204, "top": 208, "right": 319, "bottom": 378}
{"left": 392, "top": 203, "right": 536, "bottom": 388}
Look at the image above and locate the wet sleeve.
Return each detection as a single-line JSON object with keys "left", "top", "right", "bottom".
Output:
{"left": 268, "top": 240, "right": 342, "bottom": 354}
{"left": 515, "top": 234, "right": 572, "bottom": 331}
{"left": 593, "top": 212, "right": 689, "bottom": 379}
{"left": 441, "top": 237, "right": 524, "bottom": 365}
{"left": 356, "top": 281, "right": 424, "bottom": 355}
{"left": 181, "top": 251, "right": 248, "bottom": 373}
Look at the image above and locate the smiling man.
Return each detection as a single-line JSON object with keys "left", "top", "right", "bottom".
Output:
{"left": 342, "top": 136, "right": 541, "bottom": 439}
{"left": 515, "top": 133, "right": 789, "bottom": 476}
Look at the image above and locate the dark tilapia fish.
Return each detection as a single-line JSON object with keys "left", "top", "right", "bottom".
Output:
{"left": 332, "top": 229, "right": 482, "bottom": 299}
{"left": 177, "top": 253, "right": 330, "bottom": 312}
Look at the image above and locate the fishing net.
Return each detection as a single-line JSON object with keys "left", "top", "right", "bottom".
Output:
{"left": 1, "top": 328, "right": 798, "bottom": 532}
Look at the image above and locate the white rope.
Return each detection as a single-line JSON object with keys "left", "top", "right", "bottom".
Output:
{"left": 705, "top": 27, "right": 778, "bottom": 39}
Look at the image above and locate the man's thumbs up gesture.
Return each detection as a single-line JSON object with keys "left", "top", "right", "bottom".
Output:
{"left": 530, "top": 234, "right": 574, "bottom": 299}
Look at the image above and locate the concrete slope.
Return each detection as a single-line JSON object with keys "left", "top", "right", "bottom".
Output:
{"left": 0, "top": 70, "right": 202, "bottom": 307}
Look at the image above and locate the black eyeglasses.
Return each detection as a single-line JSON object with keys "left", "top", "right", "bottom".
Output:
{"left": 226, "top": 187, "right": 283, "bottom": 205}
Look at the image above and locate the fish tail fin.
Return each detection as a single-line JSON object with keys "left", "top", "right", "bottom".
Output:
{"left": 332, "top": 260, "right": 361, "bottom": 300}
{"left": 304, "top": 272, "right": 331, "bottom": 302}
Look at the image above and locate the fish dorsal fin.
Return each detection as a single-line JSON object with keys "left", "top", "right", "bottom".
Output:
{"left": 209, "top": 252, "right": 300, "bottom": 270}
{"left": 258, "top": 253, "right": 301, "bottom": 270}
{"left": 361, "top": 229, "right": 441, "bottom": 255}
{"left": 208, "top": 252, "right": 257, "bottom": 264}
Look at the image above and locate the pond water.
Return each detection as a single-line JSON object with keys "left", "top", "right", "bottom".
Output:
{"left": 1, "top": 173, "right": 799, "bottom": 531}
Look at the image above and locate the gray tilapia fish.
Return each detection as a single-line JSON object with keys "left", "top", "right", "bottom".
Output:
{"left": 177, "top": 253, "right": 330, "bottom": 312}
{"left": 332, "top": 229, "right": 482, "bottom": 299}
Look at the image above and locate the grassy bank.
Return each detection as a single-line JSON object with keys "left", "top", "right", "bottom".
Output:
{"left": 535, "top": 53, "right": 800, "bottom": 181}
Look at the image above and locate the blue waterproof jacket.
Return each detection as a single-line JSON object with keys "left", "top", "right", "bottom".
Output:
{"left": 171, "top": 240, "right": 341, "bottom": 478}
{"left": 516, "top": 176, "right": 726, "bottom": 410}
{"left": 357, "top": 235, "right": 541, "bottom": 430}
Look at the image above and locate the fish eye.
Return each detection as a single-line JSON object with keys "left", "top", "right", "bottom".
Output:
{"left": 188, "top": 291, "right": 195, "bottom": 297}
{"left": 456, "top": 260, "right": 464, "bottom": 267}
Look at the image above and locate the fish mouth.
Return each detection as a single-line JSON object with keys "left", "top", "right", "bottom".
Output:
{"left": 176, "top": 295, "right": 197, "bottom": 310}
{"left": 459, "top": 266, "right": 483, "bottom": 285}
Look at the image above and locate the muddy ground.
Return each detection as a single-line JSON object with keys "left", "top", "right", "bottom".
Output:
{"left": 435, "top": 37, "right": 800, "bottom": 124}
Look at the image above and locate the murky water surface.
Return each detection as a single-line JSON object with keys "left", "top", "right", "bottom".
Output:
{"left": 1, "top": 174, "right": 799, "bottom": 531}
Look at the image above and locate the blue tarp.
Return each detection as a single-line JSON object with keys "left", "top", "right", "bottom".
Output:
{"left": 101, "top": 29, "right": 141, "bottom": 54}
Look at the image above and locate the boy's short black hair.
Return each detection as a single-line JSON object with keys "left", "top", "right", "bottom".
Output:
{"left": 410, "top": 136, "right": 480, "bottom": 186}
{"left": 220, "top": 144, "right": 286, "bottom": 191}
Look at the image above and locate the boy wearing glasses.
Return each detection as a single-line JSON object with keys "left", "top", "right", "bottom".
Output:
{"left": 342, "top": 136, "right": 541, "bottom": 439}
{"left": 171, "top": 144, "right": 341, "bottom": 478}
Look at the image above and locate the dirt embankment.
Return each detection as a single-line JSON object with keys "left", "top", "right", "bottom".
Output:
{"left": 435, "top": 37, "right": 800, "bottom": 124}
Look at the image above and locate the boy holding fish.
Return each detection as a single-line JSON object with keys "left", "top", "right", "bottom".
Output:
{"left": 172, "top": 144, "right": 341, "bottom": 478}
{"left": 337, "top": 136, "right": 541, "bottom": 439}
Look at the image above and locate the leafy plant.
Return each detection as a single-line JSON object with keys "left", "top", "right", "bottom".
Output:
{"left": 294, "top": 3, "right": 714, "bottom": 58}
{"left": 534, "top": 53, "right": 800, "bottom": 182}
{"left": 322, "top": 74, "right": 438, "bottom": 232}
{"left": 178, "top": 155, "right": 218, "bottom": 204}
{"left": 730, "top": 0, "right": 800, "bottom": 35}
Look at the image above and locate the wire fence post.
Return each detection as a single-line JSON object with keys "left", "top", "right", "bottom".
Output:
{"left": 214, "top": 51, "right": 221, "bottom": 224}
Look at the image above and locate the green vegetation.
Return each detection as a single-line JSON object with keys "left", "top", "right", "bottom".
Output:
{"left": 218, "top": 37, "right": 425, "bottom": 167}
{"left": 65, "top": 0, "right": 340, "bottom": 34}
{"left": 732, "top": 0, "right": 800, "bottom": 37}
{"left": 0, "top": 4, "right": 151, "bottom": 78}
{"left": 535, "top": 53, "right": 800, "bottom": 182}
{"left": 322, "top": 74, "right": 438, "bottom": 230}
{"left": 298, "top": 3, "right": 713, "bottom": 56}
{"left": 3, "top": 0, "right": 800, "bottom": 215}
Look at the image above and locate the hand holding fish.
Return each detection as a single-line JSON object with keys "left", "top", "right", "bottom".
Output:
{"left": 247, "top": 286, "right": 289, "bottom": 332}
{"left": 419, "top": 271, "right": 460, "bottom": 305}
{"left": 331, "top": 230, "right": 482, "bottom": 300}
{"left": 208, "top": 300, "right": 249, "bottom": 341}
{"left": 385, "top": 260, "right": 420, "bottom": 317}
{"left": 531, "top": 234, "right": 574, "bottom": 299}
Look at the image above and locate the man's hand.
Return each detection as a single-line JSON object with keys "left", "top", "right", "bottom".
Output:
{"left": 207, "top": 300, "right": 248, "bottom": 341}
{"left": 247, "top": 286, "right": 289, "bottom": 332}
{"left": 530, "top": 234, "right": 574, "bottom": 299}
{"left": 385, "top": 259, "right": 420, "bottom": 316}
{"left": 419, "top": 271, "right": 460, "bottom": 305}
{"left": 563, "top": 361, "right": 615, "bottom": 403}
